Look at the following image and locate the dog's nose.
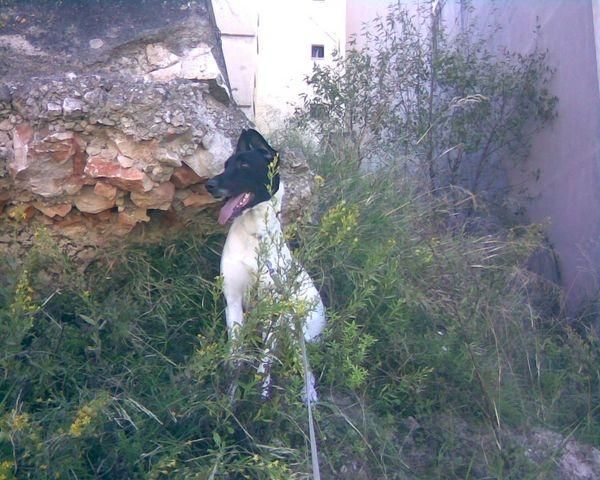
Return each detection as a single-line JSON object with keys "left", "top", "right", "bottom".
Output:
{"left": 205, "top": 179, "right": 218, "bottom": 194}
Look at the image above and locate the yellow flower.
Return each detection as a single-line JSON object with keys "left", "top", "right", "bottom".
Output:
{"left": 9, "top": 411, "right": 30, "bottom": 431}
{"left": 0, "top": 460, "right": 14, "bottom": 480}
{"left": 69, "top": 406, "right": 93, "bottom": 437}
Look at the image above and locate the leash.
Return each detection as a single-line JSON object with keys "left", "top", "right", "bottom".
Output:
{"left": 300, "top": 333, "right": 321, "bottom": 480}
{"left": 265, "top": 260, "right": 321, "bottom": 480}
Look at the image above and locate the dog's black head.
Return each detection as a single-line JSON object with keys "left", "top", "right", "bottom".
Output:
{"left": 205, "top": 129, "right": 280, "bottom": 225}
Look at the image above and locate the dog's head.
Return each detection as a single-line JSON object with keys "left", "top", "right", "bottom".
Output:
{"left": 205, "top": 129, "right": 280, "bottom": 225}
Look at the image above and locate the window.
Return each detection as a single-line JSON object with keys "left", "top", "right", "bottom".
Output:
{"left": 311, "top": 44, "right": 324, "bottom": 59}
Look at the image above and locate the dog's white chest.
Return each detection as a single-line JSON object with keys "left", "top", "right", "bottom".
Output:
{"left": 221, "top": 220, "right": 260, "bottom": 276}
{"left": 221, "top": 203, "right": 280, "bottom": 287}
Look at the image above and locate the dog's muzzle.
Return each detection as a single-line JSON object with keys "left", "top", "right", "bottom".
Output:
{"left": 205, "top": 178, "right": 226, "bottom": 198}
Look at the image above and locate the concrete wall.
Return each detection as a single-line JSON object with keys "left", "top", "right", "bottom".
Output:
{"left": 211, "top": 0, "right": 258, "bottom": 119}
{"left": 346, "top": 0, "right": 391, "bottom": 47}
{"left": 346, "top": 0, "right": 435, "bottom": 48}
{"left": 347, "top": 0, "right": 600, "bottom": 310}
{"left": 444, "top": 0, "right": 600, "bottom": 310}
{"left": 212, "top": 0, "right": 346, "bottom": 131}
{"left": 254, "top": 0, "right": 346, "bottom": 131}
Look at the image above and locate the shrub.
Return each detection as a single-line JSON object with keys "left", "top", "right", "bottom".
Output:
{"left": 294, "top": 142, "right": 599, "bottom": 477}
{"left": 296, "top": 2, "right": 557, "bottom": 200}
{"left": 0, "top": 228, "right": 349, "bottom": 478}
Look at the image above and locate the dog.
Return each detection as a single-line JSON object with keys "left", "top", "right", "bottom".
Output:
{"left": 205, "top": 129, "right": 326, "bottom": 402}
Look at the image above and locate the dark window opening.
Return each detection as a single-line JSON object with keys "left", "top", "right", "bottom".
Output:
{"left": 311, "top": 44, "right": 324, "bottom": 59}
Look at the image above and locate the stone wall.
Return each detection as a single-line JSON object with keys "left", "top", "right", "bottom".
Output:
{"left": 0, "top": 0, "right": 313, "bottom": 259}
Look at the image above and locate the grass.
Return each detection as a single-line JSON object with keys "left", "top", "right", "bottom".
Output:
{"left": 1, "top": 143, "right": 599, "bottom": 479}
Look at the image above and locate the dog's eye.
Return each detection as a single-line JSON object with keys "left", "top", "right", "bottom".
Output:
{"left": 239, "top": 161, "right": 250, "bottom": 168}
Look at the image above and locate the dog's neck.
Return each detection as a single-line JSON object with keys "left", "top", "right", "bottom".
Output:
{"left": 229, "top": 181, "right": 285, "bottom": 238}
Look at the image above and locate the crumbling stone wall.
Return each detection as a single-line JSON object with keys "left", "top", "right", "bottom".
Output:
{"left": 0, "top": 0, "right": 313, "bottom": 259}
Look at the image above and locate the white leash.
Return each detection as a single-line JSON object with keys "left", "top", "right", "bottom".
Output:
{"left": 300, "top": 334, "right": 321, "bottom": 480}
{"left": 265, "top": 259, "right": 321, "bottom": 479}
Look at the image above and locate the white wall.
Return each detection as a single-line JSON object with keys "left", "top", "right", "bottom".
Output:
{"left": 211, "top": 0, "right": 258, "bottom": 119}
{"left": 255, "top": 0, "right": 346, "bottom": 131}
{"left": 212, "top": 0, "right": 346, "bottom": 131}
{"left": 443, "top": 0, "right": 600, "bottom": 311}
{"left": 346, "top": 0, "right": 391, "bottom": 47}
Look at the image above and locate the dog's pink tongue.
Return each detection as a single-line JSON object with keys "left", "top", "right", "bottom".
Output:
{"left": 218, "top": 193, "right": 246, "bottom": 225}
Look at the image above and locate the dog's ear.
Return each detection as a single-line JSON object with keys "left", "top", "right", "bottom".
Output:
{"left": 236, "top": 129, "right": 277, "bottom": 157}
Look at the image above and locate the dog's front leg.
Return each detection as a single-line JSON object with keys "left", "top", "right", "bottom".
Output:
{"left": 256, "top": 316, "right": 281, "bottom": 399}
{"left": 256, "top": 331, "right": 275, "bottom": 399}
{"left": 222, "top": 285, "right": 245, "bottom": 401}
{"left": 224, "top": 297, "right": 244, "bottom": 344}
{"left": 221, "top": 258, "right": 250, "bottom": 344}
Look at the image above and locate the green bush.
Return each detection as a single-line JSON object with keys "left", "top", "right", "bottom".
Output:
{"left": 297, "top": 144, "right": 599, "bottom": 477}
{"left": 0, "top": 232, "right": 315, "bottom": 479}
{"left": 296, "top": 2, "right": 557, "bottom": 199}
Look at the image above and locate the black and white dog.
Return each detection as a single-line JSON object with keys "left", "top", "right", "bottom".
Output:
{"left": 205, "top": 129, "right": 325, "bottom": 402}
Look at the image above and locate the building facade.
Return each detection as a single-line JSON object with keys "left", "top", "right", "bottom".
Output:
{"left": 211, "top": 0, "right": 346, "bottom": 131}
